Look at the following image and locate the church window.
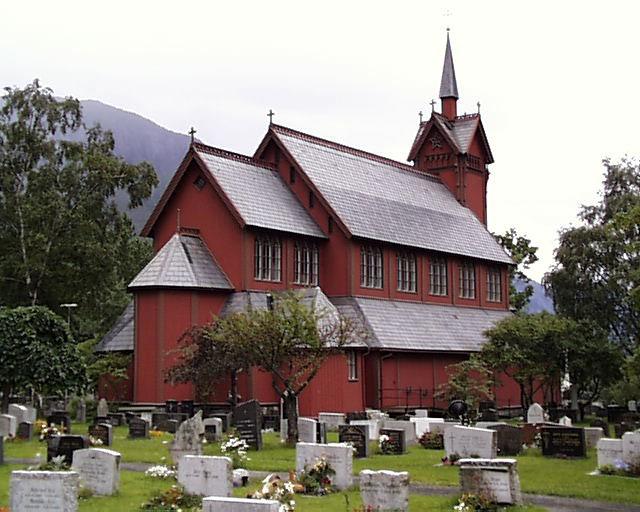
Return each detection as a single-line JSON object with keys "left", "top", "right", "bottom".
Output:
{"left": 487, "top": 267, "right": 502, "bottom": 302}
{"left": 254, "top": 236, "right": 281, "bottom": 282}
{"left": 289, "top": 166, "right": 296, "bottom": 184}
{"left": 397, "top": 252, "right": 417, "bottom": 292}
{"left": 347, "top": 351, "right": 358, "bottom": 381}
{"left": 360, "top": 246, "right": 383, "bottom": 289}
{"left": 429, "top": 257, "right": 448, "bottom": 296}
{"left": 459, "top": 262, "right": 476, "bottom": 299}
{"left": 294, "top": 241, "right": 319, "bottom": 286}
{"left": 193, "top": 176, "right": 206, "bottom": 190}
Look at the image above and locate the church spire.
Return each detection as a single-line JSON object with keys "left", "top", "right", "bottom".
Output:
{"left": 439, "top": 31, "right": 459, "bottom": 120}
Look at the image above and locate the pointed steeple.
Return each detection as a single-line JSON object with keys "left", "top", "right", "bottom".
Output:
{"left": 439, "top": 31, "right": 459, "bottom": 120}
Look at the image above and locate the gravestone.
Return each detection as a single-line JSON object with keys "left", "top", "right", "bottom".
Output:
{"left": 203, "top": 418, "right": 223, "bottom": 443}
{"left": 202, "top": 496, "right": 280, "bottom": 511}
{"left": 459, "top": 458, "right": 522, "bottom": 505}
{"left": 165, "top": 399, "right": 179, "bottom": 413}
{"left": 97, "top": 399, "right": 109, "bottom": 418}
{"left": 24, "top": 405, "right": 38, "bottom": 423}
{"left": 71, "top": 448, "right": 121, "bottom": 495}
{"left": 128, "top": 417, "right": 150, "bottom": 439}
{"left": 107, "top": 413, "right": 126, "bottom": 427}
{"left": 339, "top": 424, "right": 369, "bottom": 458}
{"left": 159, "top": 418, "right": 180, "bottom": 434}
{"left": 318, "top": 412, "right": 346, "bottom": 431}
{"left": 527, "top": 403, "right": 544, "bottom": 424}
{"left": 360, "top": 469, "right": 409, "bottom": 512}
{"left": 622, "top": 431, "right": 640, "bottom": 463}
{"left": 179, "top": 400, "right": 195, "bottom": 417}
{"left": 234, "top": 400, "right": 262, "bottom": 450}
{"left": 559, "top": 416, "right": 572, "bottom": 427}
{"left": 211, "top": 412, "right": 233, "bottom": 432}
{"left": 177, "top": 455, "right": 232, "bottom": 496}
{"left": 488, "top": 424, "right": 523, "bottom": 456}
{"left": 9, "top": 404, "right": 28, "bottom": 424}
{"left": 380, "top": 428, "right": 406, "bottom": 454}
{"left": 47, "top": 412, "right": 71, "bottom": 433}
{"left": 410, "top": 417, "right": 432, "bottom": 438}
{"left": 297, "top": 417, "right": 317, "bottom": 443}
{"left": 346, "top": 411, "right": 368, "bottom": 422}
{"left": 262, "top": 414, "right": 279, "bottom": 431}
{"left": 151, "top": 412, "right": 169, "bottom": 429}
{"left": 47, "top": 435, "right": 89, "bottom": 463}
{"left": 10, "top": 470, "right": 79, "bottom": 511}
{"left": 296, "top": 442, "right": 353, "bottom": 490}
{"left": 383, "top": 419, "right": 417, "bottom": 445}
{"left": 540, "top": 426, "right": 586, "bottom": 457}
{"left": 629, "top": 400, "right": 638, "bottom": 412}
{"left": 350, "top": 419, "right": 380, "bottom": 441}
{"left": 18, "top": 421, "right": 34, "bottom": 441}
{"left": 414, "top": 409, "right": 429, "bottom": 418}
{"left": 0, "top": 414, "right": 17, "bottom": 438}
{"left": 171, "top": 412, "right": 203, "bottom": 465}
{"left": 76, "top": 400, "right": 86, "bottom": 423}
{"left": 584, "top": 427, "right": 604, "bottom": 449}
{"left": 614, "top": 422, "right": 635, "bottom": 438}
{"left": 590, "top": 419, "right": 609, "bottom": 436}
{"left": 316, "top": 421, "right": 327, "bottom": 444}
{"left": 607, "top": 405, "right": 626, "bottom": 423}
{"left": 444, "top": 426, "right": 497, "bottom": 459}
{"left": 280, "top": 419, "right": 288, "bottom": 442}
{"left": 597, "top": 438, "right": 623, "bottom": 467}
{"left": 88, "top": 423, "right": 112, "bottom": 447}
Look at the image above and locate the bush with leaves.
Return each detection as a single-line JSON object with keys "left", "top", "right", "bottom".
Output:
{"left": 139, "top": 484, "right": 201, "bottom": 511}
{"left": 419, "top": 431, "right": 444, "bottom": 450}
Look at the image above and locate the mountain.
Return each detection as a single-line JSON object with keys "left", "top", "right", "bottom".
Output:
{"left": 515, "top": 277, "right": 555, "bottom": 314}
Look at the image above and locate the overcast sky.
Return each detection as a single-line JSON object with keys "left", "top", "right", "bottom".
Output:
{"left": 3, "top": 1, "right": 640, "bottom": 281}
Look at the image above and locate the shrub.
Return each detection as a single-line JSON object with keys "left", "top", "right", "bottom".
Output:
{"left": 139, "top": 485, "right": 202, "bottom": 511}
{"left": 298, "top": 456, "right": 336, "bottom": 495}
{"left": 453, "top": 493, "right": 499, "bottom": 512}
{"left": 419, "top": 431, "right": 444, "bottom": 449}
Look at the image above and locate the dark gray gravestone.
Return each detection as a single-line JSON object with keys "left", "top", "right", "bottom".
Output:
{"left": 211, "top": 412, "right": 233, "bottom": 432}
{"left": 234, "top": 399, "right": 262, "bottom": 450}
{"left": 607, "top": 405, "right": 625, "bottom": 423}
{"left": 107, "top": 413, "right": 126, "bottom": 427}
{"left": 316, "top": 421, "right": 327, "bottom": 444}
{"left": 88, "top": 423, "right": 113, "bottom": 446}
{"left": 158, "top": 419, "right": 179, "bottom": 434}
{"left": 47, "top": 435, "right": 89, "bottom": 463}
{"left": 380, "top": 428, "right": 406, "bottom": 455}
{"left": 540, "top": 426, "right": 586, "bottom": 457}
{"left": 347, "top": 411, "right": 368, "bottom": 422}
{"left": 179, "top": 400, "right": 195, "bottom": 417}
{"left": 128, "top": 417, "right": 150, "bottom": 438}
{"left": 339, "top": 424, "right": 369, "bottom": 458}
{"left": 614, "top": 422, "right": 636, "bottom": 438}
{"left": 151, "top": 413, "right": 169, "bottom": 429}
{"left": 17, "top": 422, "right": 34, "bottom": 441}
{"left": 168, "top": 412, "right": 188, "bottom": 424}
{"left": 204, "top": 424, "right": 220, "bottom": 443}
{"left": 263, "top": 414, "right": 279, "bottom": 431}
{"left": 47, "top": 412, "right": 71, "bottom": 433}
{"left": 488, "top": 424, "right": 523, "bottom": 456}
{"left": 165, "top": 400, "right": 179, "bottom": 413}
{"left": 590, "top": 419, "right": 609, "bottom": 436}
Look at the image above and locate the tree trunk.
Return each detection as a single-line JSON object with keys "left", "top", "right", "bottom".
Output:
{"left": 284, "top": 392, "right": 299, "bottom": 444}
{"left": 230, "top": 370, "right": 239, "bottom": 408}
{"left": 1, "top": 385, "right": 11, "bottom": 414}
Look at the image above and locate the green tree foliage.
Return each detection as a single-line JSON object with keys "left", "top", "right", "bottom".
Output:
{"left": 493, "top": 228, "right": 539, "bottom": 311}
{"left": 78, "top": 338, "right": 132, "bottom": 398}
{"left": 0, "top": 306, "right": 87, "bottom": 412}
{"left": 435, "top": 356, "right": 494, "bottom": 412}
{"left": 546, "top": 158, "right": 640, "bottom": 353}
{"left": 0, "top": 80, "right": 157, "bottom": 339}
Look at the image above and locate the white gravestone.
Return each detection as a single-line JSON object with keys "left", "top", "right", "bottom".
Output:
{"left": 297, "top": 418, "right": 317, "bottom": 443}
{"left": 383, "top": 420, "right": 417, "bottom": 445}
{"left": 71, "top": 448, "right": 120, "bottom": 496}
{"left": 459, "top": 458, "right": 522, "bottom": 504}
{"left": 296, "top": 442, "right": 353, "bottom": 490}
{"left": 360, "top": 470, "right": 409, "bottom": 512}
{"left": 0, "top": 414, "right": 17, "bottom": 438}
{"left": 414, "top": 409, "right": 429, "bottom": 418}
{"left": 24, "top": 405, "right": 38, "bottom": 423}
{"left": 280, "top": 419, "right": 288, "bottom": 442}
{"left": 203, "top": 496, "right": 280, "bottom": 512}
{"left": 193, "top": 411, "right": 205, "bottom": 436}
{"left": 410, "top": 417, "right": 432, "bottom": 439}
{"left": 597, "top": 438, "right": 623, "bottom": 468}
{"left": 417, "top": 418, "right": 446, "bottom": 436}
{"left": 622, "top": 431, "right": 640, "bottom": 464}
{"left": 584, "top": 427, "right": 604, "bottom": 449}
{"left": 559, "top": 416, "right": 572, "bottom": 427}
{"left": 178, "top": 455, "right": 232, "bottom": 497}
{"left": 9, "top": 404, "right": 28, "bottom": 424}
{"left": 96, "top": 399, "right": 109, "bottom": 418}
{"left": 527, "top": 403, "right": 544, "bottom": 424}
{"left": 444, "top": 426, "right": 497, "bottom": 459}
{"left": 203, "top": 418, "right": 223, "bottom": 442}
{"left": 628, "top": 400, "right": 637, "bottom": 412}
{"left": 171, "top": 412, "right": 203, "bottom": 465}
{"left": 318, "top": 412, "right": 346, "bottom": 431}
{"left": 350, "top": 419, "right": 381, "bottom": 441}
{"left": 10, "top": 470, "right": 79, "bottom": 512}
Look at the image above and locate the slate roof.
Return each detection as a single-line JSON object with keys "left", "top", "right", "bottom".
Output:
{"left": 271, "top": 125, "right": 510, "bottom": 264}
{"left": 129, "top": 233, "right": 233, "bottom": 290}
{"left": 95, "top": 302, "right": 134, "bottom": 352}
{"left": 439, "top": 32, "right": 459, "bottom": 99}
{"left": 331, "top": 297, "right": 512, "bottom": 352}
{"left": 194, "top": 144, "right": 325, "bottom": 239}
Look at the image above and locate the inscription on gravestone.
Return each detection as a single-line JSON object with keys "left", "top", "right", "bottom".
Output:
{"left": 380, "top": 428, "right": 405, "bottom": 454}
{"left": 47, "top": 435, "right": 89, "bottom": 463}
{"left": 128, "top": 417, "right": 150, "bottom": 439}
{"left": 88, "top": 423, "right": 112, "bottom": 446}
{"left": 17, "top": 422, "right": 34, "bottom": 441}
{"left": 488, "top": 424, "right": 523, "bottom": 456}
{"left": 541, "top": 426, "right": 586, "bottom": 457}
{"left": 47, "top": 412, "right": 71, "bottom": 433}
{"left": 339, "top": 424, "right": 369, "bottom": 458}
{"left": 233, "top": 400, "right": 262, "bottom": 450}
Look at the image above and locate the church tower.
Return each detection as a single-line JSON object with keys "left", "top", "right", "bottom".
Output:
{"left": 408, "top": 32, "right": 494, "bottom": 225}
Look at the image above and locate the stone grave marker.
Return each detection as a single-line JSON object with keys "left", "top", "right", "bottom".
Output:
{"left": 97, "top": 398, "right": 109, "bottom": 418}
{"left": 10, "top": 470, "right": 79, "bottom": 511}
{"left": 597, "top": 438, "right": 623, "bottom": 468}
{"left": 629, "top": 400, "right": 638, "bottom": 412}
{"left": 177, "top": 455, "right": 232, "bottom": 496}
{"left": 71, "top": 448, "right": 121, "bottom": 495}
{"left": 346, "top": 411, "right": 368, "bottom": 422}
{"left": 159, "top": 418, "right": 180, "bottom": 434}
{"left": 296, "top": 442, "right": 353, "bottom": 490}
{"left": 0, "top": 414, "right": 17, "bottom": 438}
{"left": 410, "top": 417, "right": 431, "bottom": 439}
{"left": 202, "top": 496, "right": 280, "bottom": 511}
{"left": 590, "top": 418, "right": 609, "bottom": 436}
{"left": 559, "top": 416, "right": 572, "bottom": 426}
{"left": 24, "top": 405, "right": 37, "bottom": 424}
{"left": 540, "top": 426, "right": 586, "bottom": 457}
{"left": 179, "top": 400, "right": 195, "bottom": 417}
{"left": 316, "top": 421, "right": 327, "bottom": 444}
{"left": 459, "top": 458, "right": 522, "bottom": 504}
{"left": 622, "top": 431, "right": 640, "bottom": 463}
{"left": 414, "top": 409, "right": 429, "bottom": 418}
{"left": 234, "top": 399, "right": 262, "bottom": 450}
{"left": 151, "top": 412, "right": 169, "bottom": 429}
{"left": 487, "top": 424, "right": 523, "bottom": 456}
{"left": 280, "top": 419, "right": 288, "bottom": 442}
{"left": 203, "top": 418, "right": 223, "bottom": 443}
{"left": 9, "top": 404, "right": 28, "bottom": 424}
{"left": 17, "top": 421, "right": 34, "bottom": 441}
{"left": 47, "top": 412, "right": 71, "bottom": 433}
{"left": 47, "top": 435, "right": 89, "bottom": 463}
{"left": 527, "top": 403, "right": 544, "bottom": 424}
{"left": 360, "top": 469, "right": 409, "bottom": 512}
{"left": 318, "top": 412, "right": 346, "bottom": 431}
{"left": 339, "top": 424, "right": 369, "bottom": 458}
{"left": 297, "top": 417, "right": 317, "bottom": 443}
{"left": 76, "top": 400, "right": 86, "bottom": 423}
{"left": 584, "top": 427, "right": 604, "bottom": 449}
{"left": 211, "top": 412, "right": 233, "bottom": 432}
{"left": 88, "top": 423, "right": 113, "bottom": 447}
{"left": 165, "top": 399, "right": 179, "bottom": 413}
{"left": 171, "top": 412, "right": 203, "bottom": 465}
{"left": 444, "top": 426, "right": 497, "bottom": 459}
{"left": 168, "top": 412, "right": 189, "bottom": 424}
{"left": 128, "top": 416, "right": 150, "bottom": 439}
{"left": 383, "top": 419, "right": 417, "bottom": 445}
{"left": 107, "top": 413, "right": 126, "bottom": 427}
{"left": 350, "top": 419, "right": 380, "bottom": 441}
{"left": 262, "top": 414, "right": 279, "bottom": 431}
{"left": 607, "top": 405, "right": 626, "bottom": 423}
{"left": 615, "top": 422, "right": 636, "bottom": 438}
{"left": 380, "top": 428, "right": 406, "bottom": 454}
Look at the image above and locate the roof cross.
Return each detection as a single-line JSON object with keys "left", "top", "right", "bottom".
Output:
{"left": 268, "top": 109, "right": 275, "bottom": 124}
{"left": 477, "top": 101, "right": 481, "bottom": 114}
{"left": 418, "top": 111, "right": 423, "bottom": 123}
{"left": 430, "top": 99, "right": 436, "bottom": 112}
{"left": 188, "top": 127, "right": 196, "bottom": 144}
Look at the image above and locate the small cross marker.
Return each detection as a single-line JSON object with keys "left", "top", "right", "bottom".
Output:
{"left": 430, "top": 99, "right": 436, "bottom": 112}
{"left": 477, "top": 101, "right": 481, "bottom": 114}
{"left": 419, "top": 110, "right": 423, "bottom": 123}
{"left": 188, "top": 127, "right": 196, "bottom": 144}
{"left": 268, "top": 109, "right": 275, "bottom": 124}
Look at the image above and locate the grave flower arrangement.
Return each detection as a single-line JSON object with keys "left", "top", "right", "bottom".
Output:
{"left": 419, "top": 431, "right": 444, "bottom": 450}
{"left": 378, "top": 434, "right": 394, "bottom": 455}
{"left": 249, "top": 474, "right": 297, "bottom": 511}
{"left": 452, "top": 492, "right": 498, "bottom": 512}
{"left": 144, "top": 464, "right": 177, "bottom": 480}
{"left": 139, "top": 484, "right": 202, "bottom": 511}
{"left": 88, "top": 435, "right": 103, "bottom": 447}
{"left": 38, "top": 424, "right": 61, "bottom": 441}
{"left": 221, "top": 432, "right": 250, "bottom": 468}
{"left": 298, "top": 456, "right": 336, "bottom": 495}
{"left": 599, "top": 458, "right": 640, "bottom": 478}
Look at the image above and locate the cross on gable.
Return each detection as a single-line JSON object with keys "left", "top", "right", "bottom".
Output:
{"left": 188, "top": 127, "right": 196, "bottom": 143}
{"left": 268, "top": 109, "right": 275, "bottom": 124}
{"left": 430, "top": 99, "right": 436, "bottom": 112}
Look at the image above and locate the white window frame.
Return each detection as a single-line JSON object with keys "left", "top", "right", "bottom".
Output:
{"left": 360, "top": 246, "right": 383, "bottom": 289}
{"left": 487, "top": 267, "right": 502, "bottom": 302}
{"left": 294, "top": 241, "right": 319, "bottom": 286}
{"left": 397, "top": 252, "right": 417, "bottom": 293}
{"left": 347, "top": 351, "right": 358, "bottom": 381}
{"left": 254, "top": 236, "right": 282, "bottom": 282}
{"left": 429, "top": 257, "right": 448, "bottom": 296}
{"left": 459, "top": 262, "right": 476, "bottom": 299}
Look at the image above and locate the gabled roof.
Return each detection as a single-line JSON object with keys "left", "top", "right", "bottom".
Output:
{"left": 269, "top": 124, "right": 511, "bottom": 265}
{"left": 332, "top": 297, "right": 512, "bottom": 352}
{"left": 95, "top": 302, "right": 134, "bottom": 352}
{"left": 129, "top": 233, "right": 233, "bottom": 290}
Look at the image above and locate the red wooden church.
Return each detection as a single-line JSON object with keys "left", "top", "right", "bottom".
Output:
{"left": 97, "top": 35, "right": 523, "bottom": 415}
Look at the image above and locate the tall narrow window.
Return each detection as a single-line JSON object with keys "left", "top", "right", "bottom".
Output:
{"left": 459, "top": 262, "right": 476, "bottom": 299}
{"left": 397, "top": 252, "right": 417, "bottom": 292}
{"left": 487, "top": 267, "right": 502, "bottom": 302}
{"left": 429, "top": 257, "right": 448, "bottom": 296}
{"left": 309, "top": 191, "right": 315, "bottom": 208}
{"left": 254, "top": 236, "right": 281, "bottom": 282}
{"left": 360, "top": 246, "right": 383, "bottom": 289}
{"left": 294, "top": 241, "right": 319, "bottom": 285}
{"left": 289, "top": 166, "right": 296, "bottom": 184}
{"left": 347, "top": 351, "right": 358, "bottom": 381}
